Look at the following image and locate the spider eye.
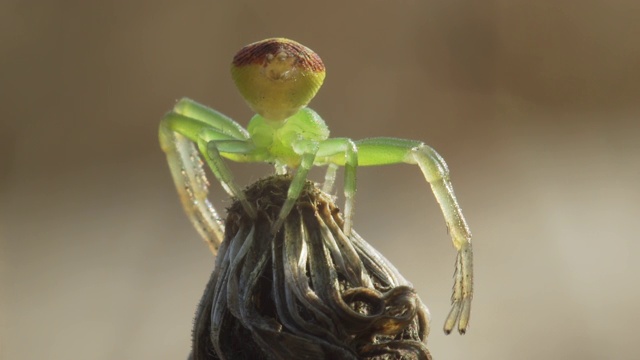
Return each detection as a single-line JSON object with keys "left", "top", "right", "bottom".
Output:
{"left": 231, "top": 38, "right": 326, "bottom": 121}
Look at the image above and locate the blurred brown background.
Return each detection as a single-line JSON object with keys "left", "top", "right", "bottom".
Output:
{"left": 2, "top": 1, "right": 639, "bottom": 359}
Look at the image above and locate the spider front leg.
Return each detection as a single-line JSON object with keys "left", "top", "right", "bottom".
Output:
{"left": 159, "top": 98, "right": 256, "bottom": 254}
{"left": 355, "top": 137, "right": 473, "bottom": 335}
{"left": 159, "top": 129, "right": 223, "bottom": 255}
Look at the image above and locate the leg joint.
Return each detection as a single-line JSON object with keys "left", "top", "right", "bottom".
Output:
{"left": 412, "top": 144, "right": 450, "bottom": 183}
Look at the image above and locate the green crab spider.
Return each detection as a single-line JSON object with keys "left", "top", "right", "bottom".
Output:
{"left": 159, "top": 38, "right": 473, "bottom": 335}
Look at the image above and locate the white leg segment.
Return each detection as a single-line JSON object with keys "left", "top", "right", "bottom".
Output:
{"left": 159, "top": 128, "right": 225, "bottom": 255}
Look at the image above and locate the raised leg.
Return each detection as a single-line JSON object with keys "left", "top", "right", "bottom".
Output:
{"left": 159, "top": 123, "right": 226, "bottom": 254}
{"left": 317, "top": 138, "right": 358, "bottom": 235}
{"left": 159, "top": 99, "right": 253, "bottom": 254}
{"left": 355, "top": 137, "right": 473, "bottom": 334}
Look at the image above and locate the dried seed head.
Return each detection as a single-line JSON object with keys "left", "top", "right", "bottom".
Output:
{"left": 190, "top": 176, "right": 432, "bottom": 360}
{"left": 231, "top": 38, "right": 326, "bottom": 121}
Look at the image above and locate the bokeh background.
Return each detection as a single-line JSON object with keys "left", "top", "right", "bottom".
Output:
{"left": 2, "top": 1, "right": 639, "bottom": 359}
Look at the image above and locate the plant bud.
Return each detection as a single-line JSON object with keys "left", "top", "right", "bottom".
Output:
{"left": 190, "top": 176, "right": 432, "bottom": 359}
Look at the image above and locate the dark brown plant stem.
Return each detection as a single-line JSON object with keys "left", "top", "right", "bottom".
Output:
{"left": 189, "top": 175, "right": 432, "bottom": 360}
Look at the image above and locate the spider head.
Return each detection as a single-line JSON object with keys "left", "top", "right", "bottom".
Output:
{"left": 231, "top": 38, "right": 326, "bottom": 121}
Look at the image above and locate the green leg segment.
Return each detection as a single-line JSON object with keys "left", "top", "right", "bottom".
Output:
{"left": 355, "top": 137, "right": 473, "bottom": 334}
{"left": 173, "top": 98, "right": 249, "bottom": 140}
{"left": 198, "top": 130, "right": 257, "bottom": 219}
{"left": 272, "top": 141, "right": 320, "bottom": 233}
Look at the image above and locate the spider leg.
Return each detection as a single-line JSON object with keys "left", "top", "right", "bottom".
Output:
{"left": 271, "top": 140, "right": 320, "bottom": 233}
{"left": 159, "top": 129, "right": 224, "bottom": 255}
{"left": 355, "top": 137, "right": 473, "bottom": 335}
{"left": 159, "top": 99, "right": 252, "bottom": 255}
{"left": 321, "top": 163, "right": 339, "bottom": 194}
{"left": 198, "top": 130, "right": 257, "bottom": 219}
{"left": 317, "top": 138, "right": 358, "bottom": 235}
{"left": 173, "top": 97, "right": 250, "bottom": 139}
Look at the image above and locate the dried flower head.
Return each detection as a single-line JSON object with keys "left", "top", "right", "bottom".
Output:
{"left": 189, "top": 176, "right": 431, "bottom": 360}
